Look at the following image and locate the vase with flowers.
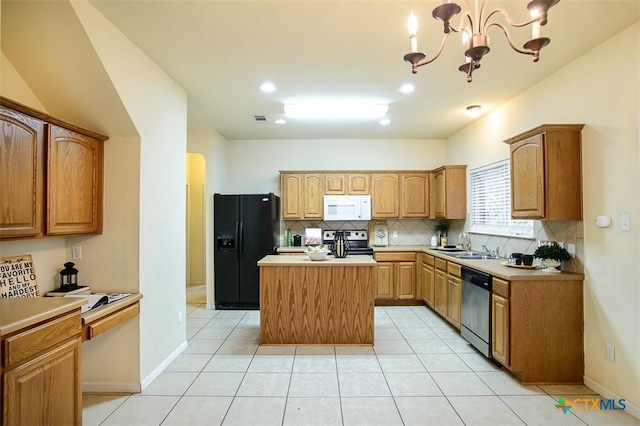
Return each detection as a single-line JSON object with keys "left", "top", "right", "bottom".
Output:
{"left": 533, "top": 243, "right": 571, "bottom": 272}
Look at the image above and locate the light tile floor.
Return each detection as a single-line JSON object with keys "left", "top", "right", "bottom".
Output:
{"left": 83, "top": 305, "right": 640, "bottom": 426}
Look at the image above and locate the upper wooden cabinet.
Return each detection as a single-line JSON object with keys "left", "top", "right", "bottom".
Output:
{"left": 0, "top": 98, "right": 107, "bottom": 240}
{"left": 400, "top": 173, "right": 430, "bottom": 218}
{"left": 505, "top": 124, "right": 584, "bottom": 220}
{"left": 0, "top": 107, "right": 45, "bottom": 238}
{"left": 48, "top": 125, "right": 104, "bottom": 235}
{"left": 432, "top": 166, "right": 467, "bottom": 219}
{"left": 280, "top": 173, "right": 324, "bottom": 219}
{"left": 371, "top": 173, "right": 399, "bottom": 218}
{"left": 324, "top": 173, "right": 370, "bottom": 195}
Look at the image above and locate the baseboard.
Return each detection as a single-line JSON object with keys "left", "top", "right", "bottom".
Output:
{"left": 583, "top": 375, "right": 640, "bottom": 420}
{"left": 140, "top": 340, "right": 188, "bottom": 391}
{"left": 82, "top": 381, "right": 141, "bottom": 393}
{"left": 206, "top": 302, "right": 216, "bottom": 310}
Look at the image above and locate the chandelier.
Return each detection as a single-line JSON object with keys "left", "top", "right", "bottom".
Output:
{"left": 403, "top": 0, "right": 559, "bottom": 82}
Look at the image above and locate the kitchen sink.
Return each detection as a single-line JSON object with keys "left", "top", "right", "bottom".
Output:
{"left": 449, "top": 252, "right": 490, "bottom": 260}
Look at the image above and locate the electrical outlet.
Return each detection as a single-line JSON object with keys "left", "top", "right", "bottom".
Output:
{"left": 72, "top": 245, "right": 82, "bottom": 260}
{"left": 392, "top": 231, "right": 398, "bottom": 238}
{"left": 178, "top": 310, "right": 183, "bottom": 324}
{"left": 606, "top": 343, "right": 615, "bottom": 362}
{"left": 567, "top": 244, "right": 575, "bottom": 258}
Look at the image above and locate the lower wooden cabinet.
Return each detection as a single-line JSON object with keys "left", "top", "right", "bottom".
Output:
{"left": 434, "top": 267, "right": 447, "bottom": 316}
{"left": 419, "top": 254, "right": 435, "bottom": 307}
{"left": 492, "top": 293, "right": 510, "bottom": 367}
{"left": 2, "top": 310, "right": 82, "bottom": 426}
{"left": 374, "top": 252, "right": 416, "bottom": 302}
{"left": 445, "top": 262, "right": 462, "bottom": 329}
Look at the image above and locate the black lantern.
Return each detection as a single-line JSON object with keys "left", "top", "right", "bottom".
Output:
{"left": 59, "top": 262, "right": 79, "bottom": 289}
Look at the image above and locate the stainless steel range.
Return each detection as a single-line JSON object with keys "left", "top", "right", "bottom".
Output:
{"left": 322, "top": 230, "right": 373, "bottom": 256}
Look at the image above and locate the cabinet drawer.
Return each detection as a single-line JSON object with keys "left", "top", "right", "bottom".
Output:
{"left": 421, "top": 254, "right": 434, "bottom": 266}
{"left": 435, "top": 258, "right": 447, "bottom": 271}
{"left": 493, "top": 277, "right": 510, "bottom": 298}
{"left": 86, "top": 303, "right": 140, "bottom": 340}
{"left": 447, "top": 262, "right": 461, "bottom": 277}
{"left": 3, "top": 311, "right": 81, "bottom": 367}
{"left": 374, "top": 252, "right": 416, "bottom": 262}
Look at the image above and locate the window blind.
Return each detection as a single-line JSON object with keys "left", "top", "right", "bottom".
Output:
{"left": 470, "top": 160, "right": 534, "bottom": 238}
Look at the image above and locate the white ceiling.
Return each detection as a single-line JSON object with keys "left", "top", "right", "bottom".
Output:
{"left": 3, "top": 1, "right": 639, "bottom": 140}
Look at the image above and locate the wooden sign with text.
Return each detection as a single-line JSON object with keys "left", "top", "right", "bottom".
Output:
{"left": 0, "top": 254, "right": 41, "bottom": 298}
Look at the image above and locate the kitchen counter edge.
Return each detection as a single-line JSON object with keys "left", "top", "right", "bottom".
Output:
{"left": 0, "top": 297, "right": 86, "bottom": 336}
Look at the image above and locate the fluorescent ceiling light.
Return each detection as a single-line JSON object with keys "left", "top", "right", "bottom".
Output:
{"left": 259, "top": 81, "right": 276, "bottom": 93}
{"left": 284, "top": 102, "right": 389, "bottom": 120}
{"left": 379, "top": 118, "right": 391, "bottom": 126}
{"left": 274, "top": 118, "right": 286, "bottom": 124}
{"left": 466, "top": 105, "right": 482, "bottom": 118}
{"left": 399, "top": 83, "right": 415, "bottom": 94}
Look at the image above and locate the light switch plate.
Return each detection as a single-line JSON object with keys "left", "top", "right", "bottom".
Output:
{"left": 621, "top": 214, "right": 630, "bottom": 231}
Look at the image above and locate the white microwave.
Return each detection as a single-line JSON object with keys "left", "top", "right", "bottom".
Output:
{"left": 323, "top": 195, "right": 371, "bottom": 221}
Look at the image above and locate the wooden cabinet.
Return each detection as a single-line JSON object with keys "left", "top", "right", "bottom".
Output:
{"left": 0, "top": 106, "right": 45, "bottom": 238}
{"left": 303, "top": 174, "right": 324, "bottom": 218}
{"left": 433, "top": 258, "right": 448, "bottom": 316}
{"left": 374, "top": 252, "right": 416, "bottom": 302}
{"left": 400, "top": 173, "right": 430, "bottom": 218}
{"left": 2, "top": 309, "right": 82, "bottom": 426}
{"left": 445, "top": 262, "right": 462, "bottom": 329}
{"left": 432, "top": 166, "right": 467, "bottom": 219}
{"left": 419, "top": 254, "right": 435, "bottom": 307}
{"left": 505, "top": 124, "right": 584, "bottom": 220}
{"left": 492, "top": 277, "right": 510, "bottom": 367}
{"left": 371, "top": 173, "right": 399, "bottom": 218}
{"left": 490, "top": 276, "right": 584, "bottom": 384}
{"left": 0, "top": 97, "right": 107, "bottom": 240}
{"left": 324, "top": 173, "right": 369, "bottom": 195}
{"left": 47, "top": 125, "right": 104, "bottom": 235}
{"left": 281, "top": 173, "right": 304, "bottom": 219}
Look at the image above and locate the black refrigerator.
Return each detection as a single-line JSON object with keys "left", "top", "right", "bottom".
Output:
{"left": 214, "top": 193, "right": 280, "bottom": 309}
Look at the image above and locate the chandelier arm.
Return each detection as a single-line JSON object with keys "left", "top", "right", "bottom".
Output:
{"left": 448, "top": 11, "right": 473, "bottom": 34}
{"left": 459, "top": 0, "right": 476, "bottom": 31}
{"left": 486, "top": 22, "right": 534, "bottom": 56}
{"left": 413, "top": 32, "right": 455, "bottom": 67}
{"left": 482, "top": 8, "right": 540, "bottom": 33}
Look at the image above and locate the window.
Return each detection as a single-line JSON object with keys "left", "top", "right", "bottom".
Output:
{"left": 469, "top": 160, "right": 534, "bottom": 238}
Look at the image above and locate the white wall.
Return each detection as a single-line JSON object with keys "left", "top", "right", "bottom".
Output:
{"left": 225, "top": 139, "right": 446, "bottom": 194}
{"left": 447, "top": 22, "right": 640, "bottom": 409}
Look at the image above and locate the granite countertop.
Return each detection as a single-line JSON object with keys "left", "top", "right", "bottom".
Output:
{"left": 259, "top": 254, "right": 376, "bottom": 266}
{"left": 0, "top": 297, "right": 85, "bottom": 336}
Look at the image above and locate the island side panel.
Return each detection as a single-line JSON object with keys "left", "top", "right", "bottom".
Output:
{"left": 260, "top": 265, "right": 374, "bottom": 344}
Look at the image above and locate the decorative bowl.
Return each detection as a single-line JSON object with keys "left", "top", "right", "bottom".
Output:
{"left": 307, "top": 251, "right": 328, "bottom": 261}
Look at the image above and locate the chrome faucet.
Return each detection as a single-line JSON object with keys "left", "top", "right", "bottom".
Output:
{"left": 495, "top": 247, "right": 500, "bottom": 259}
{"left": 481, "top": 245, "right": 490, "bottom": 254}
{"left": 481, "top": 245, "right": 500, "bottom": 258}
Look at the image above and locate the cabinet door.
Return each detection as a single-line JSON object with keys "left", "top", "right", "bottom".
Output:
{"left": 47, "top": 124, "right": 103, "bottom": 235}
{"left": 433, "top": 170, "right": 446, "bottom": 218}
{"left": 395, "top": 262, "right": 416, "bottom": 300}
{"left": 446, "top": 275, "right": 462, "bottom": 329}
{"left": 375, "top": 262, "right": 394, "bottom": 300}
{"left": 400, "top": 173, "right": 429, "bottom": 217}
{"left": 281, "top": 173, "right": 304, "bottom": 219}
{"left": 434, "top": 269, "right": 447, "bottom": 316}
{"left": 371, "top": 173, "right": 399, "bottom": 218}
{"left": 0, "top": 107, "right": 45, "bottom": 238}
{"left": 324, "top": 174, "right": 346, "bottom": 194}
{"left": 347, "top": 174, "right": 370, "bottom": 194}
{"left": 303, "top": 174, "right": 324, "bottom": 218}
{"left": 510, "top": 134, "right": 545, "bottom": 219}
{"left": 421, "top": 262, "right": 435, "bottom": 307}
{"left": 4, "top": 337, "right": 82, "bottom": 426}
{"left": 492, "top": 294, "right": 510, "bottom": 367}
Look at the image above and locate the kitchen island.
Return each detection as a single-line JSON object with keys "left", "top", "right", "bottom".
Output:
{"left": 257, "top": 254, "right": 376, "bottom": 345}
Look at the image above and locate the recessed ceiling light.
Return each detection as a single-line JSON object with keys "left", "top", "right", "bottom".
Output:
{"left": 379, "top": 118, "right": 391, "bottom": 126}
{"left": 259, "top": 81, "right": 276, "bottom": 93}
{"left": 466, "top": 105, "right": 482, "bottom": 118}
{"left": 274, "top": 118, "right": 286, "bottom": 124}
{"left": 399, "top": 83, "right": 415, "bottom": 94}
{"left": 284, "top": 102, "right": 389, "bottom": 120}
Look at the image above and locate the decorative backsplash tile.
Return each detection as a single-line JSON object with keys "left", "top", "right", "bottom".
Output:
{"left": 283, "top": 218, "right": 583, "bottom": 273}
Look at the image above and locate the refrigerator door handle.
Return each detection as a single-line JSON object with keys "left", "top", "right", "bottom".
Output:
{"left": 238, "top": 221, "right": 244, "bottom": 256}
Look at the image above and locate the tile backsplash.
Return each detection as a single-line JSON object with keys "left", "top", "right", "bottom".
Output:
{"left": 283, "top": 219, "right": 583, "bottom": 273}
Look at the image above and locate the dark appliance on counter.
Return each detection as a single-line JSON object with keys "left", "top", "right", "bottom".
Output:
{"left": 214, "top": 193, "right": 280, "bottom": 309}
{"left": 460, "top": 266, "right": 493, "bottom": 357}
{"left": 293, "top": 234, "right": 302, "bottom": 246}
{"left": 322, "top": 230, "right": 373, "bottom": 256}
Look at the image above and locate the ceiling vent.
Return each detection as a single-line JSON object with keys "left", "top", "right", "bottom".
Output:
{"left": 254, "top": 115, "right": 267, "bottom": 122}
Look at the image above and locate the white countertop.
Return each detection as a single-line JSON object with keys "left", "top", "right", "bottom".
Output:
{"left": 259, "top": 254, "right": 376, "bottom": 266}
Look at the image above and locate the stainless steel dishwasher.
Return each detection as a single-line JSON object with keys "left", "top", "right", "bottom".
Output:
{"left": 460, "top": 266, "right": 493, "bottom": 357}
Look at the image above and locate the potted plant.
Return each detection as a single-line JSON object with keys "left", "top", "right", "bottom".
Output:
{"left": 533, "top": 243, "right": 571, "bottom": 272}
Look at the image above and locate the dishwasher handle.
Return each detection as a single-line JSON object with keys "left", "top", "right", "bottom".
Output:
{"left": 461, "top": 266, "right": 493, "bottom": 291}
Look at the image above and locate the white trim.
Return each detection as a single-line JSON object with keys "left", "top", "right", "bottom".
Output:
{"left": 82, "top": 381, "right": 141, "bottom": 393}
{"left": 206, "top": 302, "right": 216, "bottom": 310}
{"left": 583, "top": 375, "right": 640, "bottom": 420}
{"left": 140, "top": 340, "right": 188, "bottom": 391}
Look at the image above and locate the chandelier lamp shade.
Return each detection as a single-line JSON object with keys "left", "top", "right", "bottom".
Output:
{"left": 403, "top": 0, "right": 559, "bottom": 82}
